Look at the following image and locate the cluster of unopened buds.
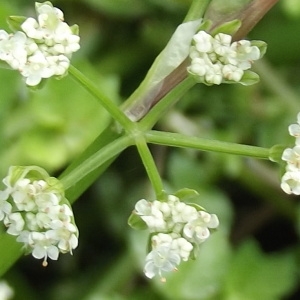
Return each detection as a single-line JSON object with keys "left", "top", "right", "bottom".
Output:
{"left": 0, "top": 166, "right": 78, "bottom": 266}
{"left": 0, "top": 1, "right": 80, "bottom": 86}
{"left": 131, "top": 195, "right": 219, "bottom": 281}
{"left": 281, "top": 113, "right": 300, "bottom": 195}
{"left": 187, "top": 30, "right": 265, "bottom": 85}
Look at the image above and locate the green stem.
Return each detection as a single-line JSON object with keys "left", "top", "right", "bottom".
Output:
{"left": 135, "top": 136, "right": 165, "bottom": 200}
{"left": 145, "top": 130, "right": 270, "bottom": 159}
{"left": 69, "top": 65, "right": 135, "bottom": 132}
{"left": 61, "top": 135, "right": 133, "bottom": 191}
{"left": 139, "top": 76, "right": 196, "bottom": 130}
{"left": 184, "top": 0, "right": 212, "bottom": 22}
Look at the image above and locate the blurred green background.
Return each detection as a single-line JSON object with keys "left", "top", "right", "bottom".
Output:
{"left": 0, "top": 0, "right": 299, "bottom": 299}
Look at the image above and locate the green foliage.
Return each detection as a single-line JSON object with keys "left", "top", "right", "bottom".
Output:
{"left": 222, "top": 240, "right": 297, "bottom": 300}
{"left": 0, "top": 1, "right": 299, "bottom": 300}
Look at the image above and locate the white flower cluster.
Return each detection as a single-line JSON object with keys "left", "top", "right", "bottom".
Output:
{"left": 134, "top": 195, "right": 219, "bottom": 281}
{"left": 281, "top": 112, "right": 300, "bottom": 195}
{"left": 0, "top": 2, "right": 80, "bottom": 86}
{"left": 0, "top": 166, "right": 78, "bottom": 266}
{"left": 188, "top": 31, "right": 261, "bottom": 85}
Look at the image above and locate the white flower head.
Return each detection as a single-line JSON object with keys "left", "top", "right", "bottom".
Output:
{"left": 188, "top": 30, "right": 264, "bottom": 85}
{"left": 0, "top": 165, "right": 79, "bottom": 265}
{"left": 0, "top": 31, "right": 28, "bottom": 69}
{"left": 281, "top": 170, "right": 300, "bottom": 195}
{"left": 0, "top": 1, "right": 80, "bottom": 86}
{"left": 144, "top": 233, "right": 181, "bottom": 281}
{"left": 131, "top": 194, "right": 219, "bottom": 280}
{"left": 5, "top": 212, "right": 25, "bottom": 236}
{"left": 281, "top": 112, "right": 300, "bottom": 194}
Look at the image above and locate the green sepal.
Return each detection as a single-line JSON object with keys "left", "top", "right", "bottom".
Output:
{"left": 189, "top": 243, "right": 199, "bottom": 260}
{"left": 251, "top": 40, "right": 268, "bottom": 58}
{"left": 7, "top": 16, "right": 27, "bottom": 32}
{"left": 238, "top": 70, "right": 260, "bottom": 86}
{"left": 210, "top": 19, "right": 242, "bottom": 36}
{"left": 35, "top": 1, "right": 54, "bottom": 10}
{"left": 70, "top": 24, "right": 80, "bottom": 36}
{"left": 196, "top": 19, "right": 212, "bottom": 32}
{"left": 128, "top": 212, "right": 148, "bottom": 230}
{"left": 173, "top": 188, "right": 199, "bottom": 201}
{"left": 26, "top": 78, "right": 48, "bottom": 91}
{"left": 186, "top": 202, "right": 206, "bottom": 212}
{"left": 3, "top": 165, "right": 65, "bottom": 196}
{"left": 269, "top": 144, "right": 287, "bottom": 163}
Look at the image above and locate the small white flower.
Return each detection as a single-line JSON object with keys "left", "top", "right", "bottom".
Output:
{"left": 230, "top": 40, "right": 260, "bottom": 70}
{"left": 205, "top": 63, "right": 223, "bottom": 85}
{"left": 222, "top": 64, "right": 244, "bottom": 82}
{"left": 21, "top": 18, "right": 44, "bottom": 40}
{"left": 144, "top": 234, "right": 181, "bottom": 281}
{"left": 21, "top": 51, "right": 55, "bottom": 86}
{"left": 213, "top": 33, "right": 232, "bottom": 56}
{"left": 0, "top": 198, "right": 12, "bottom": 221}
{"left": 171, "top": 237, "right": 193, "bottom": 261}
{"left": 193, "top": 31, "right": 213, "bottom": 53}
{"left": 5, "top": 212, "right": 25, "bottom": 235}
{"left": 29, "top": 231, "right": 59, "bottom": 266}
{"left": 183, "top": 211, "right": 219, "bottom": 244}
{"left": 0, "top": 31, "right": 28, "bottom": 69}
{"left": 52, "top": 22, "right": 80, "bottom": 55}
{"left": 281, "top": 170, "right": 300, "bottom": 195}
{"left": 135, "top": 199, "right": 167, "bottom": 232}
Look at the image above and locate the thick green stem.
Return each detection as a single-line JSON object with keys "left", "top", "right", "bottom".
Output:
{"left": 139, "top": 76, "right": 196, "bottom": 130}
{"left": 61, "top": 135, "right": 133, "bottom": 192}
{"left": 69, "top": 65, "right": 134, "bottom": 132}
{"left": 184, "top": 0, "right": 212, "bottom": 22}
{"left": 145, "top": 130, "right": 270, "bottom": 159}
{"left": 135, "top": 136, "right": 165, "bottom": 200}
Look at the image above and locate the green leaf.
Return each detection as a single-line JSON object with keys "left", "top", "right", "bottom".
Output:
{"left": 222, "top": 240, "right": 298, "bottom": 300}
{"left": 0, "top": 232, "right": 22, "bottom": 276}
